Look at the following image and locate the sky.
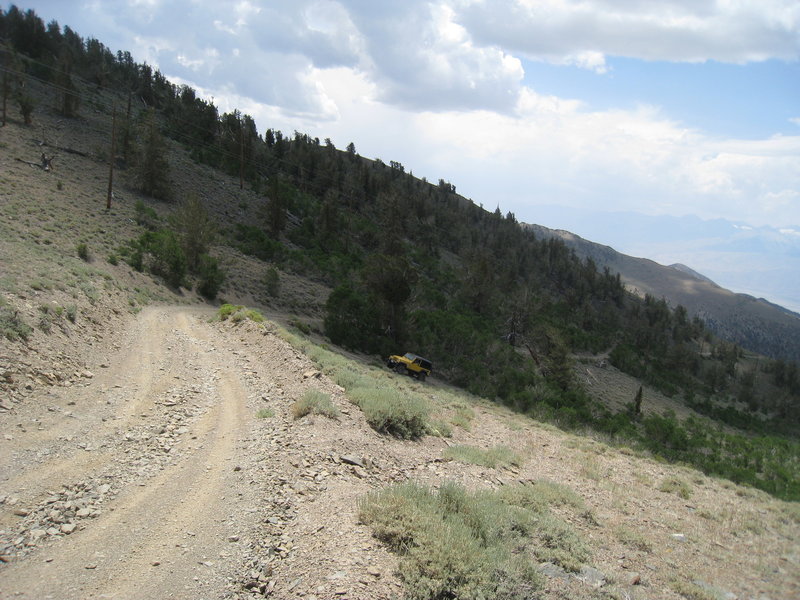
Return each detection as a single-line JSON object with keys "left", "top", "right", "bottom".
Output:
{"left": 11, "top": 1, "right": 800, "bottom": 306}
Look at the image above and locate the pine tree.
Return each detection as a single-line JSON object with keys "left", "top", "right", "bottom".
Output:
{"left": 137, "top": 108, "right": 171, "bottom": 200}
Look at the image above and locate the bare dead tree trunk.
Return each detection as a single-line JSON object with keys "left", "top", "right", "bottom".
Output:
{"left": 1, "top": 70, "right": 8, "bottom": 127}
{"left": 239, "top": 117, "right": 244, "bottom": 190}
{"left": 107, "top": 105, "right": 117, "bottom": 210}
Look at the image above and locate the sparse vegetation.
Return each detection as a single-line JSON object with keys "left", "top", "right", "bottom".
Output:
{"left": 215, "top": 304, "right": 264, "bottom": 323}
{"left": 0, "top": 304, "right": 33, "bottom": 341}
{"left": 614, "top": 525, "right": 652, "bottom": 553}
{"left": 443, "top": 444, "right": 520, "bottom": 469}
{"left": 256, "top": 408, "right": 275, "bottom": 419}
{"left": 348, "top": 386, "right": 429, "bottom": 439}
{"left": 76, "top": 242, "right": 89, "bottom": 261}
{"left": 291, "top": 389, "right": 339, "bottom": 420}
{"left": 360, "top": 480, "right": 591, "bottom": 599}
{"left": 659, "top": 476, "right": 693, "bottom": 500}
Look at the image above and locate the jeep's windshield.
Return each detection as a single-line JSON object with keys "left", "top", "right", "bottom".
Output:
{"left": 403, "top": 353, "right": 417, "bottom": 360}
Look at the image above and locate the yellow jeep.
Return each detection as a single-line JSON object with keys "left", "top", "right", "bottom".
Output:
{"left": 387, "top": 352, "right": 432, "bottom": 382}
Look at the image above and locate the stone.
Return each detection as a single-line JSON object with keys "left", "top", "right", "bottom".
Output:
{"left": 577, "top": 566, "right": 607, "bottom": 588}
{"left": 12, "top": 508, "right": 30, "bottom": 517}
{"left": 81, "top": 371, "right": 94, "bottom": 379}
{"left": 60, "top": 523, "right": 77, "bottom": 534}
{"left": 538, "top": 562, "right": 569, "bottom": 581}
{"left": 340, "top": 455, "right": 366, "bottom": 468}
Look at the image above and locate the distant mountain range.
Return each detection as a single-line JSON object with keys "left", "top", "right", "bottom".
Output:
{"left": 527, "top": 206, "right": 800, "bottom": 314}
{"left": 527, "top": 223, "right": 800, "bottom": 362}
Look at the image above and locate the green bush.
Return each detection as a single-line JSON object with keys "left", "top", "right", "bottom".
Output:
{"left": 37, "top": 304, "right": 56, "bottom": 333}
{"left": 0, "top": 306, "right": 33, "bottom": 341}
{"left": 217, "top": 303, "right": 242, "bottom": 320}
{"left": 264, "top": 266, "right": 280, "bottom": 297}
{"left": 291, "top": 389, "right": 339, "bottom": 420}
{"left": 65, "top": 304, "right": 77, "bottom": 323}
{"left": 256, "top": 408, "right": 275, "bottom": 419}
{"left": 290, "top": 317, "right": 311, "bottom": 335}
{"left": 233, "top": 224, "right": 284, "bottom": 261}
{"left": 427, "top": 419, "right": 453, "bottom": 438}
{"left": 659, "top": 476, "right": 692, "bottom": 499}
{"left": 196, "top": 253, "right": 224, "bottom": 299}
{"left": 216, "top": 304, "right": 264, "bottom": 324}
{"left": 348, "top": 386, "right": 429, "bottom": 439}
{"left": 122, "top": 229, "right": 186, "bottom": 287}
{"left": 134, "top": 199, "right": 160, "bottom": 229}
{"left": 76, "top": 242, "right": 89, "bottom": 261}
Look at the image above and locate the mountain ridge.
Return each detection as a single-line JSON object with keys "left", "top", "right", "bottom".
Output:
{"left": 526, "top": 223, "right": 800, "bottom": 362}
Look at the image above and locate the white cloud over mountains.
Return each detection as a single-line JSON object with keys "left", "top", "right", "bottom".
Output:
{"left": 31, "top": 0, "right": 800, "bottom": 230}
{"left": 87, "top": 0, "right": 798, "bottom": 114}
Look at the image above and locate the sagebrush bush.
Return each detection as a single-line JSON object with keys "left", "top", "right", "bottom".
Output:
{"left": 449, "top": 406, "right": 475, "bottom": 431}
{"left": 497, "top": 480, "right": 586, "bottom": 514}
{"left": 359, "top": 481, "right": 587, "bottom": 599}
{"left": 76, "top": 242, "right": 89, "bottom": 261}
{"left": 217, "top": 304, "right": 242, "bottom": 320}
{"left": 443, "top": 445, "right": 520, "bottom": 469}
{"left": 348, "top": 386, "right": 429, "bottom": 439}
{"left": 65, "top": 304, "right": 77, "bottom": 323}
{"left": 0, "top": 306, "right": 33, "bottom": 341}
{"left": 659, "top": 476, "right": 692, "bottom": 499}
{"left": 291, "top": 389, "right": 339, "bottom": 420}
{"left": 216, "top": 304, "right": 263, "bottom": 323}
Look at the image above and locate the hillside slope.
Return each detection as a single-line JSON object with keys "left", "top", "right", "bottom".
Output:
{"left": 2, "top": 306, "right": 799, "bottom": 600}
{"left": 0, "top": 71, "right": 798, "bottom": 600}
{"left": 527, "top": 224, "right": 800, "bottom": 362}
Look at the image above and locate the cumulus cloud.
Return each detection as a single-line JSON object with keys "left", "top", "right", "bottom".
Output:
{"left": 455, "top": 0, "right": 800, "bottom": 67}
{"left": 27, "top": 0, "right": 799, "bottom": 229}
{"left": 408, "top": 94, "right": 800, "bottom": 227}
{"left": 339, "top": 1, "right": 524, "bottom": 111}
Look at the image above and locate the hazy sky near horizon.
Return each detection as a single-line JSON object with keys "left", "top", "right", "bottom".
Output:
{"left": 16, "top": 1, "right": 800, "bottom": 234}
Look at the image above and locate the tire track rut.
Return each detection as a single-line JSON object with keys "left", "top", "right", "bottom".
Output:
{"left": 1, "top": 307, "right": 258, "bottom": 599}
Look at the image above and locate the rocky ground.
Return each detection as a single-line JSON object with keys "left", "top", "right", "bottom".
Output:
{"left": 1, "top": 305, "right": 798, "bottom": 600}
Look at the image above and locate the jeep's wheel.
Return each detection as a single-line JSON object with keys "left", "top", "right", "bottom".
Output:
{"left": 418, "top": 372, "right": 427, "bottom": 382}
{"left": 395, "top": 364, "right": 406, "bottom": 375}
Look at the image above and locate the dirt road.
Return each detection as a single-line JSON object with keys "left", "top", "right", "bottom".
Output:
{"left": 1, "top": 305, "right": 406, "bottom": 600}
{"left": 0, "top": 306, "right": 262, "bottom": 598}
